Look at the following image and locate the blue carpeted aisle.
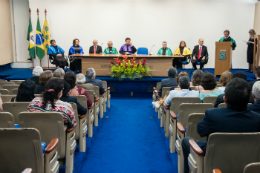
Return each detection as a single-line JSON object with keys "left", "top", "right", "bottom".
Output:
{"left": 76, "top": 98, "right": 176, "bottom": 173}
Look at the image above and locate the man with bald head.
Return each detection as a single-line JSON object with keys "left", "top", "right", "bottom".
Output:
{"left": 103, "top": 41, "right": 118, "bottom": 54}
{"left": 89, "top": 39, "right": 103, "bottom": 54}
{"left": 192, "top": 38, "right": 208, "bottom": 70}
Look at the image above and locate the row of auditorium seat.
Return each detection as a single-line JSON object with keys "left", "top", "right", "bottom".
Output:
{"left": 152, "top": 82, "right": 260, "bottom": 173}
{"left": 0, "top": 79, "right": 111, "bottom": 173}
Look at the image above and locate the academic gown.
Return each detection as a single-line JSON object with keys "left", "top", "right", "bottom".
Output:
{"left": 103, "top": 47, "right": 118, "bottom": 54}
{"left": 69, "top": 46, "right": 84, "bottom": 72}
{"left": 119, "top": 44, "right": 137, "bottom": 55}
{"left": 219, "top": 36, "right": 237, "bottom": 50}
{"left": 157, "top": 47, "right": 173, "bottom": 55}
{"left": 47, "top": 45, "right": 68, "bottom": 67}
{"left": 173, "top": 47, "right": 192, "bottom": 69}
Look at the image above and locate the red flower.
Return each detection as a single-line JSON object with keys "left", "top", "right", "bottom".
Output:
{"left": 109, "top": 61, "right": 114, "bottom": 65}
{"left": 142, "top": 59, "right": 147, "bottom": 66}
{"left": 131, "top": 64, "right": 134, "bottom": 68}
{"left": 125, "top": 64, "right": 128, "bottom": 68}
{"left": 137, "top": 63, "right": 140, "bottom": 67}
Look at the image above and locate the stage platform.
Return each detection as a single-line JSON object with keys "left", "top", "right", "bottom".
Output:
{"left": 0, "top": 63, "right": 256, "bottom": 97}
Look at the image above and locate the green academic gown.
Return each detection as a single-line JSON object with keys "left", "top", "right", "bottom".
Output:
{"left": 103, "top": 47, "right": 118, "bottom": 54}
{"left": 219, "top": 37, "right": 237, "bottom": 50}
{"left": 157, "top": 47, "right": 173, "bottom": 55}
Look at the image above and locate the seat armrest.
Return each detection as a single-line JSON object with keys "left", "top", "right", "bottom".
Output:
{"left": 177, "top": 122, "right": 185, "bottom": 133}
{"left": 22, "top": 168, "right": 32, "bottom": 173}
{"left": 88, "top": 103, "right": 94, "bottom": 109}
{"left": 45, "top": 138, "right": 59, "bottom": 154}
{"left": 164, "top": 105, "right": 170, "bottom": 110}
{"left": 213, "top": 169, "right": 221, "bottom": 173}
{"left": 79, "top": 114, "right": 86, "bottom": 119}
{"left": 170, "top": 111, "right": 177, "bottom": 119}
{"left": 189, "top": 140, "right": 204, "bottom": 156}
{"left": 100, "top": 94, "right": 104, "bottom": 97}
{"left": 66, "top": 126, "right": 76, "bottom": 133}
{"left": 94, "top": 97, "right": 99, "bottom": 102}
{"left": 107, "top": 87, "right": 110, "bottom": 90}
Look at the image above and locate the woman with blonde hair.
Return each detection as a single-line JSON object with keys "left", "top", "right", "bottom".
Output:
{"left": 219, "top": 71, "right": 232, "bottom": 92}
{"left": 247, "top": 29, "right": 257, "bottom": 73}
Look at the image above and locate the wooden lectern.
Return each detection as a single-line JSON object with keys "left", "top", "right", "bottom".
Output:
{"left": 214, "top": 42, "right": 233, "bottom": 77}
{"left": 253, "top": 35, "right": 260, "bottom": 73}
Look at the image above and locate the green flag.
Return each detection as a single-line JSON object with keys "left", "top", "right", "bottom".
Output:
{"left": 36, "top": 16, "right": 45, "bottom": 60}
{"left": 27, "top": 17, "right": 35, "bottom": 58}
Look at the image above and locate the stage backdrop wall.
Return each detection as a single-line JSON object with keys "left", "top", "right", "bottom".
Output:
{"left": 24, "top": 0, "right": 257, "bottom": 69}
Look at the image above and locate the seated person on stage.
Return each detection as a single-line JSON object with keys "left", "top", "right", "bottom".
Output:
{"left": 190, "top": 69, "right": 203, "bottom": 87}
{"left": 181, "top": 78, "right": 260, "bottom": 173}
{"left": 53, "top": 68, "right": 65, "bottom": 79}
{"left": 119, "top": 37, "right": 137, "bottom": 55}
{"left": 11, "top": 79, "right": 35, "bottom": 102}
{"left": 64, "top": 71, "right": 93, "bottom": 108}
{"left": 157, "top": 41, "right": 173, "bottom": 55}
{"left": 214, "top": 72, "right": 247, "bottom": 107}
{"left": 103, "top": 41, "right": 118, "bottom": 54}
{"left": 173, "top": 41, "right": 192, "bottom": 69}
{"left": 30, "top": 66, "right": 43, "bottom": 85}
{"left": 158, "top": 67, "right": 178, "bottom": 97}
{"left": 47, "top": 39, "right": 68, "bottom": 69}
{"left": 85, "top": 68, "right": 105, "bottom": 95}
{"left": 199, "top": 73, "right": 223, "bottom": 102}
{"left": 60, "top": 80, "right": 88, "bottom": 117}
{"left": 28, "top": 78, "right": 77, "bottom": 128}
{"left": 164, "top": 76, "right": 199, "bottom": 106}
{"left": 191, "top": 38, "right": 208, "bottom": 70}
{"left": 248, "top": 81, "right": 260, "bottom": 114}
{"left": 218, "top": 71, "right": 232, "bottom": 92}
{"left": 219, "top": 30, "right": 237, "bottom": 50}
{"left": 69, "top": 38, "right": 84, "bottom": 73}
{"left": 34, "top": 70, "right": 53, "bottom": 94}
{"left": 89, "top": 39, "right": 102, "bottom": 54}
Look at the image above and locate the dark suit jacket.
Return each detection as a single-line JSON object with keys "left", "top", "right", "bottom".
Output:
{"left": 34, "top": 84, "right": 45, "bottom": 94}
{"left": 89, "top": 45, "right": 102, "bottom": 54}
{"left": 192, "top": 45, "right": 208, "bottom": 59}
{"left": 214, "top": 93, "right": 254, "bottom": 108}
{"left": 197, "top": 108, "right": 260, "bottom": 152}
{"left": 60, "top": 96, "right": 87, "bottom": 116}
{"left": 30, "top": 76, "right": 40, "bottom": 85}
{"left": 85, "top": 78, "right": 105, "bottom": 95}
{"left": 158, "top": 77, "right": 178, "bottom": 96}
{"left": 247, "top": 100, "right": 260, "bottom": 114}
{"left": 248, "top": 79, "right": 260, "bottom": 90}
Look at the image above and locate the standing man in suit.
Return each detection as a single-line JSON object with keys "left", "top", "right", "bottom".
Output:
{"left": 158, "top": 67, "right": 178, "bottom": 97}
{"left": 182, "top": 78, "right": 260, "bottom": 173}
{"left": 89, "top": 39, "right": 102, "bottom": 54}
{"left": 119, "top": 37, "right": 137, "bottom": 55}
{"left": 191, "top": 39, "right": 208, "bottom": 70}
{"left": 85, "top": 68, "right": 105, "bottom": 95}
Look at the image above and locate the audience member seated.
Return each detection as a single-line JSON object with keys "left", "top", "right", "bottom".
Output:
{"left": 181, "top": 78, "right": 260, "bottom": 173}
{"left": 53, "top": 68, "right": 65, "bottom": 79}
{"left": 248, "top": 66, "right": 260, "bottom": 89}
{"left": 218, "top": 71, "right": 232, "bottom": 92}
{"left": 199, "top": 73, "right": 223, "bottom": 102}
{"left": 85, "top": 68, "right": 105, "bottom": 95}
{"left": 34, "top": 70, "right": 53, "bottom": 94}
{"left": 28, "top": 78, "right": 76, "bottom": 128}
{"left": 190, "top": 69, "right": 203, "bottom": 87}
{"left": 76, "top": 73, "right": 86, "bottom": 84}
{"left": 164, "top": 76, "right": 199, "bottom": 106}
{"left": 214, "top": 72, "right": 247, "bottom": 107}
{"left": 64, "top": 71, "right": 93, "bottom": 108}
{"left": 248, "top": 81, "right": 260, "bottom": 114}
{"left": 30, "top": 66, "right": 43, "bottom": 85}
{"left": 172, "top": 71, "right": 189, "bottom": 90}
{"left": 158, "top": 67, "right": 178, "bottom": 96}
{"left": 60, "top": 79, "right": 87, "bottom": 116}
{"left": 11, "top": 79, "right": 35, "bottom": 102}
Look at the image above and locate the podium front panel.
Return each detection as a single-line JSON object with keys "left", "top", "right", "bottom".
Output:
{"left": 214, "top": 42, "right": 232, "bottom": 76}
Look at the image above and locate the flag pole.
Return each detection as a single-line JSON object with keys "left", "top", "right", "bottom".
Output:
{"left": 37, "top": 8, "right": 42, "bottom": 67}
{"left": 45, "top": 9, "right": 49, "bottom": 69}
{"left": 29, "top": 8, "right": 34, "bottom": 68}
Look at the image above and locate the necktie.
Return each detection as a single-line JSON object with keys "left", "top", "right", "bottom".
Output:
{"left": 94, "top": 46, "right": 96, "bottom": 54}
{"left": 198, "top": 46, "right": 201, "bottom": 60}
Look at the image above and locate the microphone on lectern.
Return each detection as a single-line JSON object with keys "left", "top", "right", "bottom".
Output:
{"left": 149, "top": 45, "right": 155, "bottom": 55}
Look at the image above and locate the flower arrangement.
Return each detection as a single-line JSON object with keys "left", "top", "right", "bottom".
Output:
{"left": 109, "top": 56, "right": 151, "bottom": 80}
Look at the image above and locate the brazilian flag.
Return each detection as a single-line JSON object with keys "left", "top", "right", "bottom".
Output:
{"left": 27, "top": 17, "right": 35, "bottom": 58}
{"left": 36, "top": 16, "right": 45, "bottom": 60}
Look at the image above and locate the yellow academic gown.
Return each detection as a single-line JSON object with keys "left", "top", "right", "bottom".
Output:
{"left": 174, "top": 47, "right": 192, "bottom": 56}
{"left": 173, "top": 47, "right": 192, "bottom": 68}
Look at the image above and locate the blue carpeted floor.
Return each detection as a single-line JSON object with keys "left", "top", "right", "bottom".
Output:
{"left": 74, "top": 98, "right": 177, "bottom": 173}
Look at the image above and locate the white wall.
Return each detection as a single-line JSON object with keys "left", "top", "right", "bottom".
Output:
{"left": 13, "top": 0, "right": 29, "bottom": 62}
{"left": 23, "top": 0, "right": 257, "bottom": 68}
